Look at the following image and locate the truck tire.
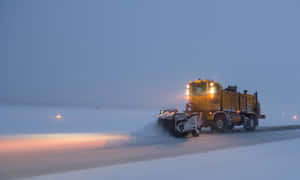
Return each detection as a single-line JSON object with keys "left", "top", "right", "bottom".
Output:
{"left": 243, "top": 115, "right": 256, "bottom": 131}
{"left": 249, "top": 115, "right": 257, "bottom": 131}
{"left": 214, "top": 114, "right": 227, "bottom": 133}
{"left": 192, "top": 129, "right": 200, "bottom": 137}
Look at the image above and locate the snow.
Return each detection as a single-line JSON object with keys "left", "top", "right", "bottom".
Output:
{"left": 0, "top": 133, "right": 130, "bottom": 154}
{"left": 0, "top": 105, "right": 157, "bottom": 135}
{"left": 1, "top": 104, "right": 300, "bottom": 136}
{"left": 2, "top": 104, "right": 300, "bottom": 180}
{"left": 26, "top": 137, "right": 300, "bottom": 180}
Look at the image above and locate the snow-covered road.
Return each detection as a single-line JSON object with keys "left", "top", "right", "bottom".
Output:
{"left": 2, "top": 105, "right": 300, "bottom": 179}
{"left": 26, "top": 137, "right": 300, "bottom": 180}
{"left": 1, "top": 126, "right": 300, "bottom": 180}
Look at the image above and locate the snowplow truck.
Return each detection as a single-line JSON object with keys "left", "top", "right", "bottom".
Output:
{"left": 158, "top": 79, "right": 266, "bottom": 137}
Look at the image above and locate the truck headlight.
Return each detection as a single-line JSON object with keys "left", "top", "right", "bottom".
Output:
{"left": 209, "top": 87, "right": 215, "bottom": 94}
{"left": 185, "top": 89, "right": 190, "bottom": 96}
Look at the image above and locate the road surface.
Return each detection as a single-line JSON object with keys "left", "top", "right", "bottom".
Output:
{"left": 1, "top": 125, "right": 300, "bottom": 180}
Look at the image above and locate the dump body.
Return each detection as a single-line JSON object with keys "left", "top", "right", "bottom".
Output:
{"left": 222, "top": 90, "right": 258, "bottom": 113}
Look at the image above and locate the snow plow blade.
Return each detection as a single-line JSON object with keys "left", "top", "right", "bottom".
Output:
{"left": 158, "top": 109, "right": 201, "bottom": 137}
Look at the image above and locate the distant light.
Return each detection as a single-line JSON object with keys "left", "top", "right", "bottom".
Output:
{"left": 293, "top": 115, "right": 297, "bottom": 120}
{"left": 55, "top": 114, "right": 63, "bottom": 120}
{"left": 186, "top": 84, "right": 190, "bottom": 89}
{"left": 210, "top": 82, "right": 214, "bottom": 87}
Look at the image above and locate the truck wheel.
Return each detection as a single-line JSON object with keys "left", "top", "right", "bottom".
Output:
{"left": 192, "top": 129, "right": 200, "bottom": 137}
{"left": 249, "top": 115, "right": 257, "bottom": 131}
{"left": 244, "top": 116, "right": 256, "bottom": 131}
{"left": 214, "top": 115, "right": 227, "bottom": 133}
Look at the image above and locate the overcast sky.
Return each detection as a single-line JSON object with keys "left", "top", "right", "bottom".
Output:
{"left": 1, "top": 0, "right": 300, "bottom": 109}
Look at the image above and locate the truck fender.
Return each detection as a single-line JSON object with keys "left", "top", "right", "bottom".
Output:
{"left": 213, "top": 111, "right": 234, "bottom": 127}
{"left": 213, "top": 111, "right": 228, "bottom": 121}
{"left": 244, "top": 112, "right": 258, "bottom": 126}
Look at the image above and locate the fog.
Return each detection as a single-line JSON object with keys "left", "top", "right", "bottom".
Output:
{"left": 1, "top": 0, "right": 300, "bottom": 109}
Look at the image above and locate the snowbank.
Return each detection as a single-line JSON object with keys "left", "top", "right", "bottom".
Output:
{"left": 26, "top": 137, "right": 300, "bottom": 180}
{"left": 1, "top": 104, "right": 300, "bottom": 135}
{"left": 0, "top": 105, "right": 157, "bottom": 135}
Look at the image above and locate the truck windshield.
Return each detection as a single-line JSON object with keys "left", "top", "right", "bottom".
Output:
{"left": 191, "top": 82, "right": 207, "bottom": 96}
